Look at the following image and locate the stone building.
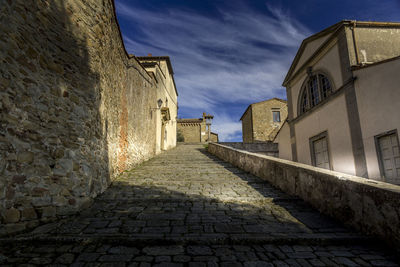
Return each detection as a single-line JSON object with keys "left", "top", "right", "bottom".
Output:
{"left": 0, "top": 0, "right": 177, "bottom": 234}
{"left": 137, "top": 55, "right": 178, "bottom": 153}
{"left": 177, "top": 113, "right": 216, "bottom": 143}
{"left": 240, "top": 98, "right": 287, "bottom": 143}
{"left": 210, "top": 132, "right": 219, "bottom": 142}
{"left": 275, "top": 20, "right": 400, "bottom": 184}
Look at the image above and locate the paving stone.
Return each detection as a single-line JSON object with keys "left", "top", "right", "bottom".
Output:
{"left": 287, "top": 252, "right": 317, "bottom": 259}
{"left": 108, "top": 246, "right": 140, "bottom": 255}
{"left": 221, "top": 262, "right": 242, "bottom": 267}
{"left": 188, "top": 262, "right": 206, "bottom": 267}
{"left": 333, "top": 257, "right": 359, "bottom": 266}
{"left": 98, "top": 255, "right": 133, "bottom": 262}
{"left": 76, "top": 253, "right": 101, "bottom": 262}
{"left": 55, "top": 253, "right": 75, "bottom": 264}
{"left": 173, "top": 255, "right": 191, "bottom": 262}
{"left": 370, "top": 260, "right": 398, "bottom": 266}
{"left": 143, "top": 246, "right": 184, "bottom": 256}
{"left": 153, "top": 263, "right": 183, "bottom": 267}
{"left": 308, "top": 258, "right": 326, "bottom": 266}
{"left": 187, "top": 246, "right": 213, "bottom": 256}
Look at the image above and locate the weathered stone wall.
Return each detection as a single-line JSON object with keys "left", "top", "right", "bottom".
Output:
{"left": 219, "top": 142, "right": 278, "bottom": 157}
{"left": 177, "top": 123, "right": 201, "bottom": 143}
{"left": 210, "top": 133, "right": 218, "bottom": 142}
{"left": 349, "top": 26, "right": 400, "bottom": 66}
{"left": 0, "top": 0, "right": 158, "bottom": 235}
{"left": 252, "top": 99, "right": 288, "bottom": 142}
{"left": 208, "top": 143, "right": 400, "bottom": 247}
{"left": 241, "top": 108, "right": 253, "bottom": 143}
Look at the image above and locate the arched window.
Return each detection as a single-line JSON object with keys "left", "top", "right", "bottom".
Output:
{"left": 299, "top": 73, "right": 333, "bottom": 114}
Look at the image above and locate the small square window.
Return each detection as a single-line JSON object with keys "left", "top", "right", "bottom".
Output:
{"left": 272, "top": 111, "right": 280, "bottom": 122}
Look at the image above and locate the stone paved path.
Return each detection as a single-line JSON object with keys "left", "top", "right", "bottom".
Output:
{"left": 0, "top": 144, "right": 398, "bottom": 266}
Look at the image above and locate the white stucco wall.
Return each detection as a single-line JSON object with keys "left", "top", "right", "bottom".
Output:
{"left": 274, "top": 121, "right": 292, "bottom": 161}
{"left": 294, "top": 94, "right": 356, "bottom": 175}
{"left": 354, "top": 57, "right": 400, "bottom": 181}
{"left": 158, "top": 61, "right": 177, "bottom": 151}
{"left": 290, "top": 42, "right": 343, "bottom": 119}
{"left": 293, "top": 33, "right": 332, "bottom": 74}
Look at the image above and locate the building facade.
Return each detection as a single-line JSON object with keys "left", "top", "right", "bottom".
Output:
{"left": 0, "top": 0, "right": 179, "bottom": 233}
{"left": 177, "top": 113, "right": 216, "bottom": 143}
{"left": 240, "top": 98, "right": 288, "bottom": 143}
{"left": 137, "top": 55, "right": 178, "bottom": 153}
{"left": 276, "top": 20, "right": 400, "bottom": 184}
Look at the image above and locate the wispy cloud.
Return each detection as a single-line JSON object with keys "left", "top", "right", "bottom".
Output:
{"left": 211, "top": 113, "right": 243, "bottom": 142}
{"left": 116, "top": 1, "right": 311, "bottom": 141}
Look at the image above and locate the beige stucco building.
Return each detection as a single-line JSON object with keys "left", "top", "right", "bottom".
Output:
{"left": 275, "top": 20, "right": 400, "bottom": 184}
{"left": 138, "top": 55, "right": 178, "bottom": 153}
{"left": 240, "top": 98, "right": 288, "bottom": 143}
{"left": 177, "top": 113, "right": 216, "bottom": 143}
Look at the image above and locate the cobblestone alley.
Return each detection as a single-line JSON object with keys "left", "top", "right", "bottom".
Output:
{"left": 0, "top": 144, "right": 398, "bottom": 266}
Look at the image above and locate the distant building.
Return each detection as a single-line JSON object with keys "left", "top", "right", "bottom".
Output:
{"left": 240, "top": 98, "right": 288, "bottom": 143}
{"left": 275, "top": 20, "right": 400, "bottom": 184}
{"left": 177, "top": 113, "right": 216, "bottom": 143}
{"left": 138, "top": 55, "right": 178, "bottom": 153}
{"left": 210, "top": 132, "right": 219, "bottom": 142}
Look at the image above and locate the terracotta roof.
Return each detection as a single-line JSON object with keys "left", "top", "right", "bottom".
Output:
{"left": 137, "top": 56, "right": 174, "bottom": 75}
{"left": 177, "top": 118, "right": 203, "bottom": 124}
{"left": 137, "top": 56, "right": 179, "bottom": 97}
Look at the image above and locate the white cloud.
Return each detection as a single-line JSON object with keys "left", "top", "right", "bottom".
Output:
{"left": 116, "top": 1, "right": 310, "bottom": 141}
{"left": 211, "top": 113, "right": 243, "bottom": 142}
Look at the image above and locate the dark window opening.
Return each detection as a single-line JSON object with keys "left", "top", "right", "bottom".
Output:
{"left": 300, "top": 73, "right": 333, "bottom": 114}
{"left": 272, "top": 111, "right": 281, "bottom": 122}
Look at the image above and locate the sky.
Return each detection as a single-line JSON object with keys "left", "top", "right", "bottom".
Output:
{"left": 115, "top": 0, "right": 400, "bottom": 142}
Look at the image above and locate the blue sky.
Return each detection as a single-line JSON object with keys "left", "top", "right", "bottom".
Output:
{"left": 115, "top": 0, "right": 400, "bottom": 141}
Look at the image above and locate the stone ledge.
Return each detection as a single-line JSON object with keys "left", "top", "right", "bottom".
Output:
{"left": 208, "top": 142, "right": 400, "bottom": 248}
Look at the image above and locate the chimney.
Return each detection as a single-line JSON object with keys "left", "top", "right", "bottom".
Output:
{"left": 148, "top": 53, "right": 152, "bottom": 57}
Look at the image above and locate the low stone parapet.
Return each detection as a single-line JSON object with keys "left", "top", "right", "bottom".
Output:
{"left": 218, "top": 142, "right": 278, "bottom": 157}
{"left": 208, "top": 142, "right": 400, "bottom": 247}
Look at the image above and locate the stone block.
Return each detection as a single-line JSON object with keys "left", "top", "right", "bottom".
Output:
{"left": 11, "top": 175, "right": 26, "bottom": 184}
{"left": 2, "top": 207, "right": 20, "bottom": 223}
{"left": 41, "top": 206, "right": 56, "bottom": 218}
{"left": 21, "top": 207, "right": 37, "bottom": 220}
{"left": 53, "top": 196, "right": 68, "bottom": 206}
{"left": 17, "top": 151, "right": 34, "bottom": 164}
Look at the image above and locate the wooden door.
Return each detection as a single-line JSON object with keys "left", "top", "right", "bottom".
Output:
{"left": 378, "top": 133, "right": 400, "bottom": 184}
{"left": 313, "top": 137, "right": 330, "bottom": 170}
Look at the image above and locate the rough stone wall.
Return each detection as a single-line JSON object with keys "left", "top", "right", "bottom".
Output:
{"left": 208, "top": 142, "right": 400, "bottom": 248}
{"left": 177, "top": 123, "right": 201, "bottom": 142}
{"left": 0, "top": 0, "right": 158, "bottom": 235}
{"left": 210, "top": 133, "right": 219, "bottom": 142}
{"left": 349, "top": 26, "right": 400, "bottom": 66}
{"left": 252, "top": 99, "right": 288, "bottom": 142}
{"left": 200, "top": 122, "right": 207, "bottom": 143}
{"left": 241, "top": 108, "right": 253, "bottom": 143}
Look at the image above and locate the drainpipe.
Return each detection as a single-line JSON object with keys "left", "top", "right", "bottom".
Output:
{"left": 351, "top": 21, "right": 360, "bottom": 65}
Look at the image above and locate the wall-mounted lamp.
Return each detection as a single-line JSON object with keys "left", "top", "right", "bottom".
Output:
{"left": 157, "top": 99, "right": 163, "bottom": 109}
{"left": 151, "top": 99, "right": 163, "bottom": 110}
